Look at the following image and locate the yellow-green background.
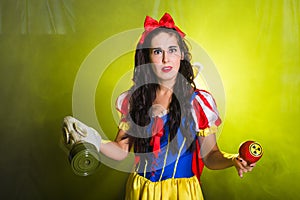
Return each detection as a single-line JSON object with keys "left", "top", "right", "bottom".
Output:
{"left": 1, "top": 0, "right": 299, "bottom": 199}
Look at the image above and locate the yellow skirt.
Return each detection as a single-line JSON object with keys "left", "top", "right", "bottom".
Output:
{"left": 125, "top": 173, "right": 204, "bottom": 200}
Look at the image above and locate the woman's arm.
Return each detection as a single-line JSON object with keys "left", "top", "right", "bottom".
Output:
{"left": 199, "top": 134, "right": 255, "bottom": 177}
{"left": 99, "top": 129, "right": 130, "bottom": 161}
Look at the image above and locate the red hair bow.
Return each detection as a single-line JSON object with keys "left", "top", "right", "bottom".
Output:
{"left": 139, "top": 13, "right": 185, "bottom": 44}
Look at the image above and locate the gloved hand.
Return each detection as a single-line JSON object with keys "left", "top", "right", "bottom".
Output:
{"left": 62, "top": 116, "right": 101, "bottom": 152}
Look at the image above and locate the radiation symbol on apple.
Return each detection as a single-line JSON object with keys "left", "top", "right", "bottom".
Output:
{"left": 249, "top": 142, "right": 262, "bottom": 157}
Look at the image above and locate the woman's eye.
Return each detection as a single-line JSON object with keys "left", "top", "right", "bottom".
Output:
{"left": 169, "top": 48, "right": 177, "bottom": 53}
{"left": 153, "top": 49, "right": 162, "bottom": 55}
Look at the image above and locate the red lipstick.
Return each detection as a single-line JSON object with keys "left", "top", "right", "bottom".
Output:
{"left": 161, "top": 66, "right": 172, "bottom": 72}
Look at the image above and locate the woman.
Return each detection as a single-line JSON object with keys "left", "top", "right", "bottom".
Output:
{"left": 63, "top": 13, "right": 255, "bottom": 200}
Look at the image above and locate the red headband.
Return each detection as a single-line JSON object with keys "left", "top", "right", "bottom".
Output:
{"left": 139, "top": 13, "right": 185, "bottom": 44}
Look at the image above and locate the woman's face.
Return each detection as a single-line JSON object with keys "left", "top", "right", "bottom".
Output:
{"left": 149, "top": 32, "right": 183, "bottom": 86}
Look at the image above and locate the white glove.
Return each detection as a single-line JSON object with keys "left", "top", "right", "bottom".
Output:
{"left": 62, "top": 116, "right": 101, "bottom": 152}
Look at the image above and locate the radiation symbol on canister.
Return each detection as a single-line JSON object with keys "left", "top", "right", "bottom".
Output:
{"left": 249, "top": 142, "right": 263, "bottom": 157}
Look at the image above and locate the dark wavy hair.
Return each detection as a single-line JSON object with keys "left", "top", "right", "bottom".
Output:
{"left": 126, "top": 27, "right": 197, "bottom": 154}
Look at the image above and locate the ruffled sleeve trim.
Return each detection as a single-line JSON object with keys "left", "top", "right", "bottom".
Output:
{"left": 191, "top": 89, "right": 222, "bottom": 134}
{"left": 118, "top": 121, "right": 130, "bottom": 131}
{"left": 196, "top": 126, "right": 218, "bottom": 137}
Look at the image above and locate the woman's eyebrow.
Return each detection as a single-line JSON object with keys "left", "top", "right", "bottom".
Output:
{"left": 151, "top": 47, "right": 163, "bottom": 51}
{"left": 151, "top": 46, "right": 178, "bottom": 50}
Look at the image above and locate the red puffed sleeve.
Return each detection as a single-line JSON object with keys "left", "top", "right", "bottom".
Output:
{"left": 115, "top": 91, "right": 130, "bottom": 132}
{"left": 191, "top": 89, "right": 222, "bottom": 136}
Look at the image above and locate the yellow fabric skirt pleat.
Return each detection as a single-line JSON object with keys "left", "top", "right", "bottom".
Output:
{"left": 125, "top": 173, "right": 204, "bottom": 200}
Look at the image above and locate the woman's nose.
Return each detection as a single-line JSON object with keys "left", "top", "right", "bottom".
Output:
{"left": 162, "top": 50, "right": 169, "bottom": 63}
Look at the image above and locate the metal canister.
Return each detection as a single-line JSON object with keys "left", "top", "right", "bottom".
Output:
{"left": 68, "top": 142, "right": 101, "bottom": 176}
